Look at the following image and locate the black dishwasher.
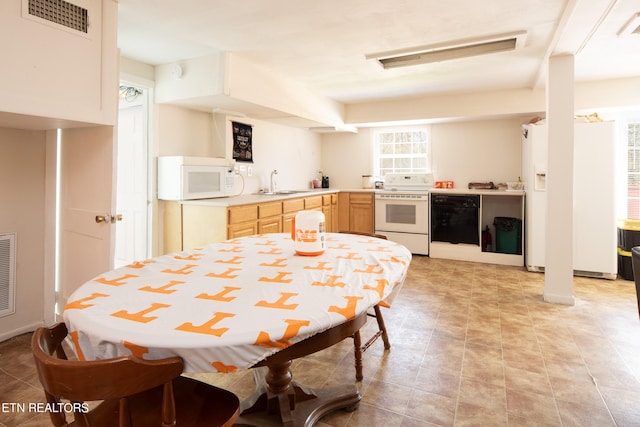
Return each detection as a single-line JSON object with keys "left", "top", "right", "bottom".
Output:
{"left": 431, "top": 194, "right": 480, "bottom": 245}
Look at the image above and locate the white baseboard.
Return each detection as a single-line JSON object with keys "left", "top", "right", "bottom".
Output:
{"left": 0, "top": 321, "right": 44, "bottom": 343}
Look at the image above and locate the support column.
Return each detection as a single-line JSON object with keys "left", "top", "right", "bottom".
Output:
{"left": 544, "top": 55, "right": 575, "bottom": 305}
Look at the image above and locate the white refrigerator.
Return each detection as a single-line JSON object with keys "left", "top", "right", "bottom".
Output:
{"left": 522, "top": 121, "right": 618, "bottom": 279}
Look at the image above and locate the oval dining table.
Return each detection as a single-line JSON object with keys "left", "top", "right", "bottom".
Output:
{"left": 63, "top": 232, "right": 412, "bottom": 426}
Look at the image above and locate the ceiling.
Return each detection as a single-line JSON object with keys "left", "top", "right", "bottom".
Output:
{"left": 117, "top": 0, "right": 639, "bottom": 106}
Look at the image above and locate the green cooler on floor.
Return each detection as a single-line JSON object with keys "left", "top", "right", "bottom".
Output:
{"left": 493, "top": 217, "right": 522, "bottom": 255}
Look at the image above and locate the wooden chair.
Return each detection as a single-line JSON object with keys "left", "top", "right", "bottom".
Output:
{"left": 31, "top": 323, "right": 240, "bottom": 427}
{"left": 339, "top": 231, "right": 392, "bottom": 381}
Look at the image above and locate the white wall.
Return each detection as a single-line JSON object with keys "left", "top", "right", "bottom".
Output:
{"left": 321, "top": 117, "right": 525, "bottom": 189}
{"left": 156, "top": 104, "right": 215, "bottom": 157}
{"left": 0, "top": 129, "right": 46, "bottom": 340}
{"left": 221, "top": 116, "right": 323, "bottom": 194}
{"left": 154, "top": 106, "right": 322, "bottom": 192}
{"left": 430, "top": 118, "right": 523, "bottom": 186}
{"left": 321, "top": 128, "right": 374, "bottom": 189}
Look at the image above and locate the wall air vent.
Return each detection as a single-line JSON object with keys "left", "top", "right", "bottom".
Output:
{"left": 367, "top": 31, "right": 527, "bottom": 69}
{"left": 27, "top": 0, "right": 88, "bottom": 33}
{"left": 0, "top": 233, "right": 16, "bottom": 318}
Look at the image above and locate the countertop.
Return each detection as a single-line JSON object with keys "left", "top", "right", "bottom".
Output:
{"left": 179, "top": 188, "right": 370, "bottom": 207}
{"left": 429, "top": 188, "right": 525, "bottom": 196}
{"left": 177, "top": 187, "right": 525, "bottom": 207}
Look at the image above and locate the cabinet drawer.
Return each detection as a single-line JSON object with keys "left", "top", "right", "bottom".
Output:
{"left": 350, "top": 193, "right": 374, "bottom": 204}
{"left": 228, "top": 222, "right": 258, "bottom": 238}
{"left": 228, "top": 205, "right": 258, "bottom": 224}
{"left": 258, "top": 216, "right": 282, "bottom": 234}
{"left": 304, "top": 196, "right": 323, "bottom": 209}
{"left": 283, "top": 198, "right": 305, "bottom": 213}
{"left": 259, "top": 202, "right": 282, "bottom": 218}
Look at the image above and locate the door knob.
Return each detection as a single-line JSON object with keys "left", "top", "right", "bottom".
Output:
{"left": 95, "top": 214, "right": 111, "bottom": 223}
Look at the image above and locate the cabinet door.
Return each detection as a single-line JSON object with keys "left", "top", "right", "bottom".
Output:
{"left": 349, "top": 193, "right": 374, "bottom": 233}
{"left": 258, "top": 217, "right": 282, "bottom": 234}
{"left": 322, "top": 205, "right": 332, "bottom": 232}
{"left": 228, "top": 222, "right": 258, "bottom": 238}
{"left": 228, "top": 205, "right": 258, "bottom": 224}
{"left": 259, "top": 202, "right": 282, "bottom": 218}
{"left": 338, "top": 192, "right": 350, "bottom": 230}
{"left": 349, "top": 204, "right": 374, "bottom": 233}
{"left": 282, "top": 213, "right": 295, "bottom": 234}
{"left": 283, "top": 198, "right": 305, "bottom": 213}
{"left": 331, "top": 197, "right": 339, "bottom": 232}
{"left": 304, "top": 196, "right": 323, "bottom": 210}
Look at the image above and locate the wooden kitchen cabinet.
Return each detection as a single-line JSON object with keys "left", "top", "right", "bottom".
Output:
{"left": 165, "top": 192, "right": 340, "bottom": 253}
{"left": 227, "top": 204, "right": 259, "bottom": 239}
{"left": 228, "top": 205, "right": 258, "bottom": 224}
{"left": 181, "top": 204, "right": 227, "bottom": 250}
{"left": 258, "top": 201, "right": 283, "bottom": 234}
{"left": 282, "top": 198, "right": 305, "bottom": 233}
{"left": 338, "top": 192, "right": 374, "bottom": 233}
{"left": 228, "top": 221, "right": 258, "bottom": 238}
{"left": 331, "top": 194, "right": 339, "bottom": 231}
{"left": 162, "top": 201, "right": 183, "bottom": 254}
{"left": 304, "top": 196, "right": 323, "bottom": 210}
{"left": 322, "top": 195, "right": 333, "bottom": 232}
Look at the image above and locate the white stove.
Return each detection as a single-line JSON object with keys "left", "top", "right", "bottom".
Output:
{"left": 378, "top": 173, "right": 434, "bottom": 193}
{"left": 375, "top": 173, "right": 434, "bottom": 255}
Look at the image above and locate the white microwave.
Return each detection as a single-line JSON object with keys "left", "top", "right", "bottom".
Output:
{"left": 157, "top": 156, "right": 235, "bottom": 200}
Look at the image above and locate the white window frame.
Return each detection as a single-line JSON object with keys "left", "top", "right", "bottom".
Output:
{"left": 372, "top": 126, "right": 431, "bottom": 177}
{"left": 626, "top": 119, "right": 640, "bottom": 220}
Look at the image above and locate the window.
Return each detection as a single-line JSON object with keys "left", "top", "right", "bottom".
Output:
{"left": 627, "top": 121, "right": 640, "bottom": 219}
{"left": 373, "top": 127, "right": 430, "bottom": 177}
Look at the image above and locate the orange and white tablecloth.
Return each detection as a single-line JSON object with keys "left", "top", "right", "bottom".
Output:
{"left": 63, "top": 233, "right": 411, "bottom": 373}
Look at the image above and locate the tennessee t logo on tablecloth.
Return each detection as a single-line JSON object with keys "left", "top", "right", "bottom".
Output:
{"left": 255, "top": 318, "right": 311, "bottom": 349}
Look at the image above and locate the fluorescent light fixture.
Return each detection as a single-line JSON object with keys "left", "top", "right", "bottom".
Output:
{"left": 618, "top": 13, "right": 640, "bottom": 37}
{"left": 367, "top": 31, "right": 527, "bottom": 69}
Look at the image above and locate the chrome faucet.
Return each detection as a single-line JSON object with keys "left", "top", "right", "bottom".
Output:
{"left": 270, "top": 169, "right": 278, "bottom": 193}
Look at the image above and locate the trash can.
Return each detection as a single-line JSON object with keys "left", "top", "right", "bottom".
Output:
{"left": 493, "top": 217, "right": 522, "bottom": 255}
{"left": 618, "top": 247, "right": 634, "bottom": 281}
{"left": 617, "top": 219, "right": 640, "bottom": 251}
{"left": 617, "top": 220, "right": 640, "bottom": 280}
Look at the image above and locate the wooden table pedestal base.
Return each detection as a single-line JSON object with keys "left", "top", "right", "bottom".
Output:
{"left": 236, "top": 313, "right": 367, "bottom": 426}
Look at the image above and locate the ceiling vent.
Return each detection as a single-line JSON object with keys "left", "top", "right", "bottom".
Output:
{"left": 26, "top": 0, "right": 89, "bottom": 33}
{"left": 367, "top": 31, "right": 527, "bottom": 69}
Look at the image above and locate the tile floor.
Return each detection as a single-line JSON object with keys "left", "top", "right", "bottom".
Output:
{"left": 2, "top": 256, "right": 640, "bottom": 426}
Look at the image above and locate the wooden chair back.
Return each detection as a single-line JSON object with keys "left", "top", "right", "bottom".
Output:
{"left": 32, "top": 323, "right": 186, "bottom": 426}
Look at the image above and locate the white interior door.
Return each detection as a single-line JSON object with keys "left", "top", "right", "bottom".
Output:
{"left": 57, "top": 125, "right": 116, "bottom": 313}
{"left": 115, "top": 101, "right": 148, "bottom": 267}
